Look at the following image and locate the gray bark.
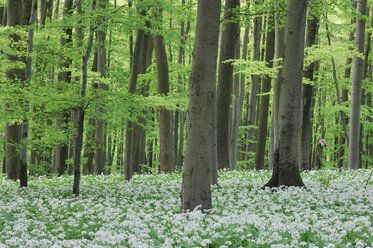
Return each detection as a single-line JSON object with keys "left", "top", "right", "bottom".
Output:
{"left": 269, "top": 9, "right": 285, "bottom": 169}
{"left": 55, "top": 0, "right": 74, "bottom": 176}
{"left": 181, "top": 0, "right": 220, "bottom": 212}
{"left": 153, "top": 7, "right": 173, "bottom": 173}
{"left": 94, "top": 0, "right": 108, "bottom": 175}
{"left": 255, "top": 15, "right": 275, "bottom": 170}
{"left": 216, "top": 0, "right": 240, "bottom": 170}
{"left": 348, "top": 0, "right": 367, "bottom": 170}
{"left": 300, "top": 3, "right": 319, "bottom": 171}
{"left": 246, "top": 8, "right": 262, "bottom": 165}
{"left": 5, "top": 0, "right": 24, "bottom": 181}
{"left": 73, "top": 0, "right": 96, "bottom": 196}
{"left": 264, "top": 0, "right": 308, "bottom": 188}
{"left": 124, "top": 29, "right": 144, "bottom": 180}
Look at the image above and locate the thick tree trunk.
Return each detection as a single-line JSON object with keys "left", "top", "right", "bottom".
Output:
{"left": 348, "top": 0, "right": 367, "bottom": 170}
{"left": 255, "top": 15, "right": 275, "bottom": 170}
{"left": 216, "top": 0, "right": 240, "bottom": 170}
{"left": 300, "top": 4, "right": 319, "bottom": 171}
{"left": 153, "top": 7, "right": 173, "bottom": 173}
{"left": 264, "top": 0, "right": 307, "bottom": 188}
{"left": 181, "top": 0, "right": 220, "bottom": 212}
{"left": 5, "top": 0, "right": 24, "bottom": 181}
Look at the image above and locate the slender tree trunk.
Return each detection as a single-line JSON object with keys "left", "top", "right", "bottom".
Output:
{"left": 269, "top": 5, "right": 285, "bottom": 169}
{"left": 255, "top": 14, "right": 275, "bottom": 170}
{"left": 181, "top": 0, "right": 220, "bottom": 212}
{"left": 216, "top": 0, "right": 240, "bottom": 170}
{"left": 230, "top": 37, "right": 241, "bottom": 170}
{"left": 246, "top": 7, "right": 262, "bottom": 166}
{"left": 131, "top": 31, "right": 150, "bottom": 174}
{"left": 124, "top": 29, "right": 144, "bottom": 180}
{"left": 73, "top": 0, "right": 96, "bottom": 196}
{"left": 348, "top": 0, "right": 367, "bottom": 170}
{"left": 0, "top": 7, "right": 4, "bottom": 25}
{"left": 239, "top": 17, "right": 250, "bottom": 164}
{"left": 264, "top": 0, "right": 308, "bottom": 188}
{"left": 300, "top": 3, "right": 319, "bottom": 171}
{"left": 55, "top": 0, "right": 74, "bottom": 176}
{"left": 20, "top": 0, "right": 37, "bottom": 188}
{"left": 338, "top": 2, "right": 356, "bottom": 169}
{"left": 94, "top": 0, "right": 108, "bottom": 175}
{"left": 153, "top": 7, "right": 173, "bottom": 173}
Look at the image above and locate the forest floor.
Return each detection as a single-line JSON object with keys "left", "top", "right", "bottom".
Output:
{"left": 0, "top": 170, "right": 372, "bottom": 247}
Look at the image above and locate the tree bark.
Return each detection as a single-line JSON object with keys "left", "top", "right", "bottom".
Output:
{"left": 255, "top": 14, "right": 275, "bottom": 170}
{"left": 94, "top": 0, "right": 108, "bottom": 175}
{"left": 73, "top": 0, "right": 96, "bottom": 196}
{"left": 216, "top": 0, "right": 240, "bottom": 170}
{"left": 5, "top": 0, "right": 24, "bottom": 181}
{"left": 124, "top": 28, "right": 144, "bottom": 180}
{"left": 264, "top": 0, "right": 307, "bottom": 188}
{"left": 153, "top": 7, "right": 173, "bottom": 173}
{"left": 20, "top": 0, "right": 37, "bottom": 188}
{"left": 300, "top": 3, "right": 319, "bottom": 171}
{"left": 348, "top": 0, "right": 367, "bottom": 170}
{"left": 269, "top": 5, "right": 285, "bottom": 169}
{"left": 55, "top": 0, "right": 74, "bottom": 176}
{"left": 181, "top": 0, "right": 220, "bottom": 212}
{"left": 246, "top": 8, "right": 262, "bottom": 166}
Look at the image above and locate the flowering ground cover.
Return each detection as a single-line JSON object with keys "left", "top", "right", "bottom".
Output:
{"left": 0, "top": 170, "right": 373, "bottom": 248}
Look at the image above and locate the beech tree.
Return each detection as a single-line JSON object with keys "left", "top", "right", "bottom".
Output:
{"left": 216, "top": 0, "right": 240, "bottom": 170}
{"left": 181, "top": 0, "right": 220, "bottom": 212}
{"left": 264, "top": 0, "right": 308, "bottom": 188}
{"left": 348, "top": 0, "right": 367, "bottom": 170}
{"left": 4, "top": 0, "right": 23, "bottom": 181}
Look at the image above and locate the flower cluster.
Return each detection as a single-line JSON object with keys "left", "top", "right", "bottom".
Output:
{"left": 0, "top": 170, "right": 372, "bottom": 247}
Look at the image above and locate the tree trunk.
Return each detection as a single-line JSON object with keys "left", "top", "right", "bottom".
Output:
{"left": 255, "top": 14, "right": 275, "bottom": 170}
{"left": 348, "top": 0, "right": 367, "bottom": 170}
{"left": 153, "top": 7, "right": 173, "bottom": 173}
{"left": 181, "top": 0, "right": 220, "bottom": 212}
{"left": 131, "top": 29, "right": 151, "bottom": 175}
{"left": 230, "top": 38, "right": 240, "bottom": 170}
{"left": 246, "top": 8, "right": 262, "bottom": 166}
{"left": 73, "top": 0, "right": 96, "bottom": 196}
{"left": 216, "top": 0, "right": 240, "bottom": 170}
{"left": 264, "top": 0, "right": 308, "bottom": 188}
{"left": 94, "top": 0, "right": 108, "bottom": 175}
{"left": 338, "top": 2, "right": 356, "bottom": 169}
{"left": 55, "top": 0, "right": 74, "bottom": 176}
{"left": 269, "top": 5, "right": 285, "bottom": 169}
{"left": 20, "top": 0, "right": 37, "bottom": 188}
{"left": 300, "top": 3, "right": 319, "bottom": 171}
{"left": 5, "top": 0, "right": 24, "bottom": 181}
{"left": 124, "top": 29, "right": 144, "bottom": 180}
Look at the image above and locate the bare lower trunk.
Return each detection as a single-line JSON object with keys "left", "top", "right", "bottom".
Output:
{"left": 255, "top": 14, "right": 275, "bottom": 170}
{"left": 348, "top": 0, "right": 367, "bottom": 170}
{"left": 153, "top": 7, "right": 173, "bottom": 173}
{"left": 264, "top": 0, "right": 308, "bottom": 188}
{"left": 216, "top": 0, "right": 240, "bottom": 170}
{"left": 182, "top": 0, "right": 220, "bottom": 212}
{"left": 300, "top": 3, "right": 319, "bottom": 171}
